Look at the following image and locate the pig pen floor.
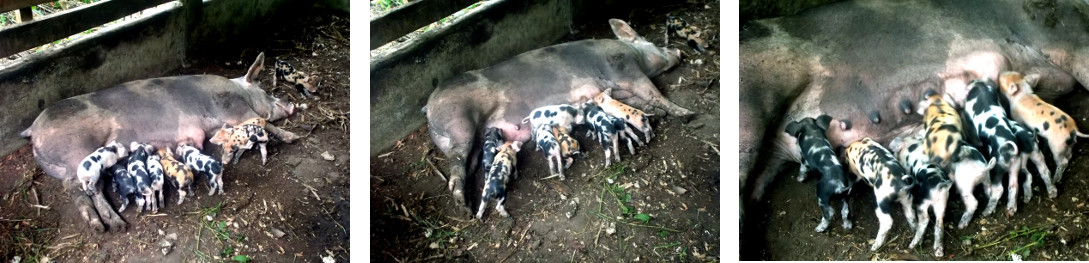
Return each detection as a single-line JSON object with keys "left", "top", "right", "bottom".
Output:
{"left": 370, "top": 2, "right": 721, "bottom": 262}
{"left": 0, "top": 9, "right": 349, "bottom": 262}
{"left": 741, "top": 88, "right": 1089, "bottom": 260}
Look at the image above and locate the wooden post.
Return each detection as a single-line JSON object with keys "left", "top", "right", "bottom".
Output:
{"left": 16, "top": 7, "right": 32, "bottom": 23}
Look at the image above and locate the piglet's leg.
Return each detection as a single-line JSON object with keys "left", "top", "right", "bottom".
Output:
{"left": 909, "top": 203, "right": 929, "bottom": 250}
{"left": 871, "top": 204, "right": 893, "bottom": 251}
{"left": 1030, "top": 153, "right": 1057, "bottom": 198}
{"left": 814, "top": 193, "right": 834, "bottom": 232}
{"left": 259, "top": 143, "right": 268, "bottom": 165}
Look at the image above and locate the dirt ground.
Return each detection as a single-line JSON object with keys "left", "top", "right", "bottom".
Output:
{"left": 0, "top": 9, "right": 349, "bottom": 263}
{"left": 369, "top": 2, "right": 721, "bottom": 262}
{"left": 741, "top": 87, "right": 1089, "bottom": 260}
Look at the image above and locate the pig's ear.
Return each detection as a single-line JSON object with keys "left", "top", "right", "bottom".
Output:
{"left": 608, "top": 19, "right": 639, "bottom": 42}
{"left": 243, "top": 52, "right": 266, "bottom": 85}
{"left": 130, "top": 142, "right": 139, "bottom": 152}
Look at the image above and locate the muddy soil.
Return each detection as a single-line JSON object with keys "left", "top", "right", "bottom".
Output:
{"left": 741, "top": 88, "right": 1089, "bottom": 260}
{"left": 0, "top": 9, "right": 349, "bottom": 263}
{"left": 369, "top": 2, "right": 721, "bottom": 262}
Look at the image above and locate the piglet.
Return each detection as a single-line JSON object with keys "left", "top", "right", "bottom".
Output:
{"left": 108, "top": 159, "right": 139, "bottom": 213}
{"left": 477, "top": 141, "right": 523, "bottom": 221}
{"left": 274, "top": 60, "right": 322, "bottom": 98}
{"left": 998, "top": 71, "right": 1089, "bottom": 185}
{"left": 159, "top": 148, "right": 195, "bottom": 205}
{"left": 842, "top": 138, "right": 916, "bottom": 252}
{"left": 534, "top": 124, "right": 565, "bottom": 180}
{"left": 551, "top": 125, "right": 581, "bottom": 169}
{"left": 481, "top": 127, "right": 503, "bottom": 174}
{"left": 784, "top": 115, "right": 854, "bottom": 233}
{"left": 895, "top": 135, "right": 952, "bottom": 257}
{"left": 177, "top": 143, "right": 225, "bottom": 196}
{"left": 582, "top": 101, "right": 623, "bottom": 165}
{"left": 595, "top": 88, "right": 654, "bottom": 144}
{"left": 522, "top": 104, "right": 585, "bottom": 136}
{"left": 127, "top": 142, "right": 152, "bottom": 213}
{"left": 1007, "top": 118, "right": 1055, "bottom": 200}
{"left": 76, "top": 141, "right": 128, "bottom": 196}
{"left": 146, "top": 149, "right": 166, "bottom": 213}
{"left": 209, "top": 121, "right": 270, "bottom": 165}
{"left": 962, "top": 79, "right": 1020, "bottom": 216}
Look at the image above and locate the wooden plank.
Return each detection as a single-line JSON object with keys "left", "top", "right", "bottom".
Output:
{"left": 16, "top": 7, "right": 32, "bottom": 22}
{"left": 0, "top": 0, "right": 174, "bottom": 58}
{"left": 0, "top": 0, "right": 52, "bottom": 13}
{"left": 370, "top": 0, "right": 478, "bottom": 50}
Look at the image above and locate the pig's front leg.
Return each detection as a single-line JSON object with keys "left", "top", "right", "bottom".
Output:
{"left": 65, "top": 177, "right": 128, "bottom": 233}
{"left": 628, "top": 76, "right": 695, "bottom": 118}
{"left": 265, "top": 124, "right": 299, "bottom": 143}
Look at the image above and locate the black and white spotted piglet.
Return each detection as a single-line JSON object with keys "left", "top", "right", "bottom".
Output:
{"left": 76, "top": 140, "right": 128, "bottom": 196}
{"left": 534, "top": 124, "right": 566, "bottom": 180}
{"left": 581, "top": 101, "right": 623, "bottom": 166}
{"left": 127, "top": 142, "right": 152, "bottom": 213}
{"left": 784, "top": 115, "right": 855, "bottom": 233}
{"left": 109, "top": 159, "right": 139, "bottom": 213}
{"left": 146, "top": 150, "right": 166, "bottom": 213}
{"left": 522, "top": 104, "right": 585, "bottom": 137}
{"left": 895, "top": 135, "right": 952, "bottom": 257}
{"left": 842, "top": 138, "right": 916, "bottom": 252}
{"left": 177, "top": 143, "right": 225, "bottom": 196}
{"left": 963, "top": 79, "right": 1021, "bottom": 216}
{"left": 1008, "top": 119, "right": 1055, "bottom": 201}
{"left": 481, "top": 127, "right": 503, "bottom": 174}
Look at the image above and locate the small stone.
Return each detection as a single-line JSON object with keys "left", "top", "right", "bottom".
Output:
{"left": 205, "top": 215, "right": 214, "bottom": 222}
{"left": 298, "top": 103, "right": 309, "bottom": 110}
{"left": 321, "top": 151, "right": 335, "bottom": 161}
{"left": 270, "top": 227, "right": 286, "bottom": 238}
{"left": 322, "top": 255, "right": 335, "bottom": 263}
{"left": 166, "top": 233, "right": 178, "bottom": 240}
{"left": 606, "top": 223, "right": 616, "bottom": 236}
{"left": 158, "top": 240, "right": 173, "bottom": 255}
{"left": 158, "top": 229, "right": 165, "bottom": 235}
{"left": 672, "top": 186, "right": 688, "bottom": 195}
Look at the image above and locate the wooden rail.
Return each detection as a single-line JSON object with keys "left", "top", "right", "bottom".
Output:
{"left": 0, "top": 0, "right": 53, "bottom": 13}
{"left": 369, "top": 0, "right": 479, "bottom": 50}
{"left": 0, "top": 0, "right": 174, "bottom": 58}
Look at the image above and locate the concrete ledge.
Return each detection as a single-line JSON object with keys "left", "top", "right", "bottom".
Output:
{"left": 369, "top": 0, "right": 574, "bottom": 156}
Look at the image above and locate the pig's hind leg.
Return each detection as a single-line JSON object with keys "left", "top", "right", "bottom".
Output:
{"left": 427, "top": 109, "right": 480, "bottom": 216}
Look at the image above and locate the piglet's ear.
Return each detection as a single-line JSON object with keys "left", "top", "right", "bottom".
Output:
{"left": 1023, "top": 73, "right": 1040, "bottom": 88}
{"left": 243, "top": 52, "right": 266, "bottom": 85}
{"left": 785, "top": 121, "right": 802, "bottom": 138}
{"left": 816, "top": 115, "right": 833, "bottom": 131}
{"left": 609, "top": 19, "right": 638, "bottom": 42}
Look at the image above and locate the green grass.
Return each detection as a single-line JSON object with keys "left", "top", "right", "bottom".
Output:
{"left": 192, "top": 202, "right": 250, "bottom": 261}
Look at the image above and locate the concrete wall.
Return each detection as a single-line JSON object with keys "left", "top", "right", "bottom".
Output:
{"left": 0, "top": 0, "right": 309, "bottom": 158}
{"left": 370, "top": 0, "right": 574, "bottom": 156}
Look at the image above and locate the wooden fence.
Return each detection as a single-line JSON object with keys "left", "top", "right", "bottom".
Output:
{"left": 0, "top": 0, "right": 176, "bottom": 58}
